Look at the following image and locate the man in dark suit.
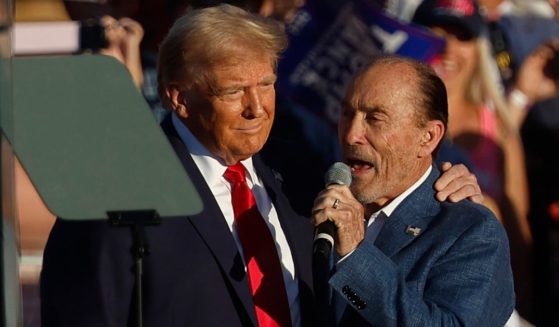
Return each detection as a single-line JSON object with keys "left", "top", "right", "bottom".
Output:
{"left": 313, "top": 55, "right": 515, "bottom": 326}
{"left": 41, "top": 5, "right": 313, "bottom": 326}
{"left": 40, "top": 5, "right": 485, "bottom": 327}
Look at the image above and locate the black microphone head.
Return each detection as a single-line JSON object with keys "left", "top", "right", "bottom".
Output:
{"left": 324, "top": 162, "right": 352, "bottom": 186}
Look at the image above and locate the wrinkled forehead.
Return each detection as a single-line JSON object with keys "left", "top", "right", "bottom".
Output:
{"left": 210, "top": 42, "right": 276, "bottom": 67}
{"left": 345, "top": 62, "right": 422, "bottom": 117}
{"left": 351, "top": 62, "right": 418, "bottom": 98}
{"left": 203, "top": 51, "right": 274, "bottom": 77}
{"left": 186, "top": 44, "right": 277, "bottom": 88}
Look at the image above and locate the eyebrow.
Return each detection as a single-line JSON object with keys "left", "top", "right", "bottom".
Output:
{"left": 259, "top": 74, "right": 277, "bottom": 85}
{"left": 210, "top": 74, "right": 277, "bottom": 95}
{"left": 341, "top": 100, "right": 381, "bottom": 113}
{"left": 220, "top": 74, "right": 277, "bottom": 89}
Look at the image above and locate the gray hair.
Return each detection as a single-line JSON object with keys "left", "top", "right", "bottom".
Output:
{"left": 157, "top": 4, "right": 288, "bottom": 108}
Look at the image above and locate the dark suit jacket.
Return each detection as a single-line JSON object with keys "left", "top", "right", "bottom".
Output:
{"left": 40, "top": 117, "right": 315, "bottom": 326}
{"left": 331, "top": 166, "right": 515, "bottom": 326}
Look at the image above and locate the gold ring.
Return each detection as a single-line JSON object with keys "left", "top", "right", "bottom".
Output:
{"left": 332, "top": 198, "right": 340, "bottom": 209}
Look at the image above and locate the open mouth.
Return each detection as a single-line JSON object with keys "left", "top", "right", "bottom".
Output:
{"left": 346, "top": 158, "right": 374, "bottom": 173}
{"left": 432, "top": 58, "right": 460, "bottom": 80}
{"left": 441, "top": 59, "right": 458, "bottom": 72}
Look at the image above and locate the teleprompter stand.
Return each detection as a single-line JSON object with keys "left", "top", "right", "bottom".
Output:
{"left": 107, "top": 210, "right": 161, "bottom": 327}
{"left": 9, "top": 55, "right": 203, "bottom": 327}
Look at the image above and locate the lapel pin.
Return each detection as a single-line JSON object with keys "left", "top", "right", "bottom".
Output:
{"left": 405, "top": 225, "right": 421, "bottom": 237}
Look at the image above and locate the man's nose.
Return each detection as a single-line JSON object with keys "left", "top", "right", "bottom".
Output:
{"left": 342, "top": 117, "right": 367, "bottom": 145}
{"left": 243, "top": 87, "right": 264, "bottom": 117}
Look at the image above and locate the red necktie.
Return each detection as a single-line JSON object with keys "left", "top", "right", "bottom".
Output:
{"left": 224, "top": 163, "right": 292, "bottom": 327}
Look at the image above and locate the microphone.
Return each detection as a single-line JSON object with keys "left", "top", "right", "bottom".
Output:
{"left": 313, "top": 162, "right": 352, "bottom": 259}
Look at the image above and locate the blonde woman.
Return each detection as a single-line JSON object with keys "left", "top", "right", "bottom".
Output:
{"left": 413, "top": 0, "right": 534, "bottom": 320}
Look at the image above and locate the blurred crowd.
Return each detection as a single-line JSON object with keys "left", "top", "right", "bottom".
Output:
{"left": 14, "top": 0, "right": 559, "bottom": 326}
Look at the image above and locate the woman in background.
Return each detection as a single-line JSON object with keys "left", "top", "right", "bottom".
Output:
{"left": 412, "top": 0, "right": 534, "bottom": 322}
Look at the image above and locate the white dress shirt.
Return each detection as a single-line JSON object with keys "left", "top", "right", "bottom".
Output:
{"left": 172, "top": 113, "right": 301, "bottom": 326}
{"left": 367, "top": 165, "right": 432, "bottom": 228}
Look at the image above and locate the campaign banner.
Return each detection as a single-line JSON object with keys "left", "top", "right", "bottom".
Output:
{"left": 277, "top": 0, "right": 445, "bottom": 128}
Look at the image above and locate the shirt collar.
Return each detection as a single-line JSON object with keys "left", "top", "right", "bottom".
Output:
{"left": 171, "top": 112, "right": 257, "bottom": 185}
{"left": 376, "top": 165, "right": 432, "bottom": 219}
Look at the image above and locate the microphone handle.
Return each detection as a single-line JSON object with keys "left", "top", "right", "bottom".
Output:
{"left": 313, "top": 221, "right": 335, "bottom": 325}
{"left": 313, "top": 221, "right": 335, "bottom": 259}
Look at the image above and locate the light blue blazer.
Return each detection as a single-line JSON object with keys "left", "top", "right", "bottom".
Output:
{"left": 330, "top": 165, "right": 515, "bottom": 326}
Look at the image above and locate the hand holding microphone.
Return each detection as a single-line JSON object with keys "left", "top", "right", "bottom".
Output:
{"left": 312, "top": 162, "right": 365, "bottom": 258}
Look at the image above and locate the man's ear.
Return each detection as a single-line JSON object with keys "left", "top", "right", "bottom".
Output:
{"left": 165, "top": 84, "right": 188, "bottom": 119}
{"left": 418, "top": 120, "right": 445, "bottom": 158}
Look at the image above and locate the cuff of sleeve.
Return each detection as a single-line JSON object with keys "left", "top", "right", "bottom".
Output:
{"left": 336, "top": 249, "right": 356, "bottom": 265}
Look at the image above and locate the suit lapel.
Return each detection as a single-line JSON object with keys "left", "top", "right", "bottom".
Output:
{"left": 252, "top": 156, "right": 315, "bottom": 318}
{"left": 253, "top": 157, "right": 313, "bottom": 270}
{"left": 375, "top": 166, "right": 441, "bottom": 257}
{"left": 161, "top": 118, "right": 258, "bottom": 326}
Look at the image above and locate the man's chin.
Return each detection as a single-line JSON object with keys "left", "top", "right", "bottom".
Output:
{"left": 231, "top": 143, "right": 266, "bottom": 160}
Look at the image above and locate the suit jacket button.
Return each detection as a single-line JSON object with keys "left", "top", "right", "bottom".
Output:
{"left": 342, "top": 286, "right": 350, "bottom": 295}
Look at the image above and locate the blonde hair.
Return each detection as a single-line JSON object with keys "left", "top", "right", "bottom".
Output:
{"left": 465, "top": 37, "right": 514, "bottom": 133}
{"left": 157, "top": 4, "right": 288, "bottom": 108}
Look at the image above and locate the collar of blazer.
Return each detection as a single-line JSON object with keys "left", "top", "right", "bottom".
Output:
{"left": 373, "top": 165, "right": 441, "bottom": 258}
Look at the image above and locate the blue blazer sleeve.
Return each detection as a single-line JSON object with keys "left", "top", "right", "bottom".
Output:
{"left": 329, "top": 170, "right": 515, "bottom": 327}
